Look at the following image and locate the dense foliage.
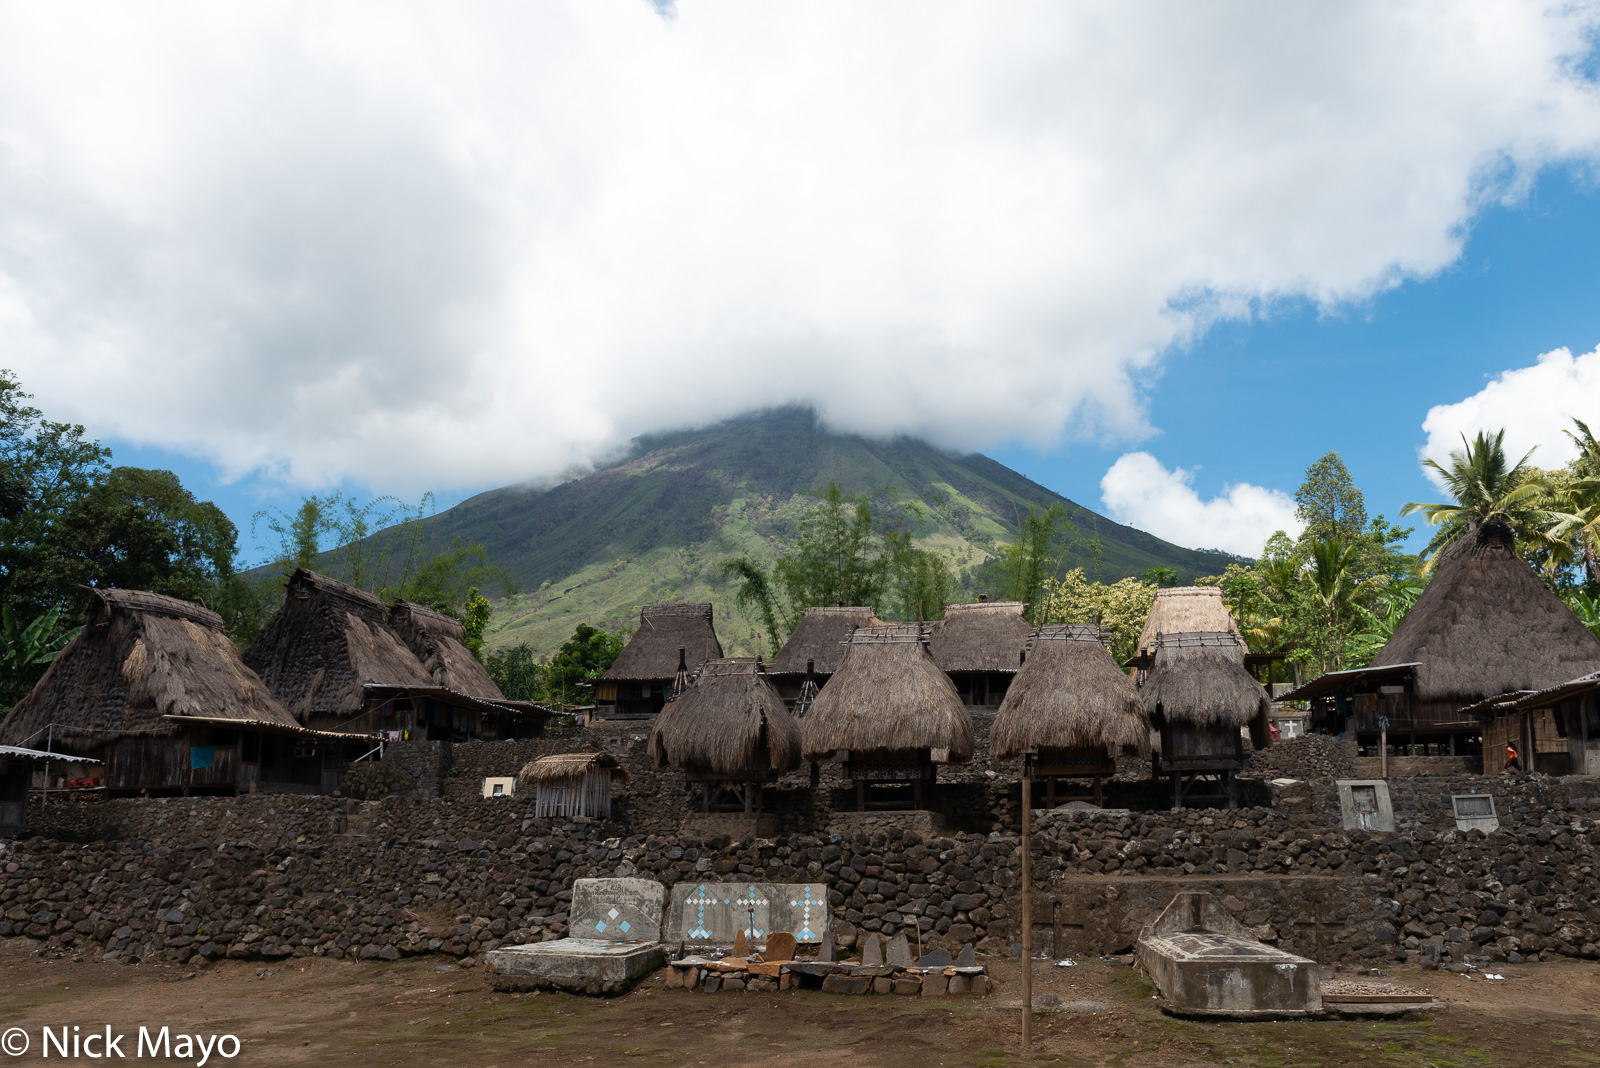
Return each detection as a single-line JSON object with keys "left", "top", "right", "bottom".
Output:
{"left": 484, "top": 623, "right": 624, "bottom": 707}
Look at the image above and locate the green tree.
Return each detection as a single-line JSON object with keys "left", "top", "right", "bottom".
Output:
{"left": 999, "top": 503, "right": 1075, "bottom": 617}
{"left": 461, "top": 587, "right": 492, "bottom": 661}
{"left": 1402, "top": 429, "right": 1550, "bottom": 568}
{"left": 546, "top": 623, "right": 625, "bottom": 705}
{"left": 1301, "top": 536, "right": 1382, "bottom": 674}
{"left": 0, "top": 605, "right": 80, "bottom": 712}
{"left": 1545, "top": 419, "right": 1600, "bottom": 587}
{"left": 1142, "top": 566, "right": 1179, "bottom": 588}
{"left": 1033, "top": 569, "right": 1157, "bottom": 666}
{"left": 1295, "top": 451, "right": 1369, "bottom": 541}
{"left": 484, "top": 641, "right": 544, "bottom": 702}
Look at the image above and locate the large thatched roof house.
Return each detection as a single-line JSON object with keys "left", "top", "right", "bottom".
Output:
{"left": 650, "top": 658, "right": 801, "bottom": 811}
{"left": 802, "top": 623, "right": 973, "bottom": 810}
{"left": 766, "top": 606, "right": 881, "bottom": 712}
{"left": 1, "top": 588, "right": 358, "bottom": 795}
{"left": 1284, "top": 521, "right": 1600, "bottom": 752}
{"left": 389, "top": 600, "right": 502, "bottom": 698}
{"left": 596, "top": 603, "right": 724, "bottom": 719}
{"left": 1139, "top": 632, "right": 1272, "bottom": 808}
{"left": 927, "top": 598, "right": 1032, "bottom": 707}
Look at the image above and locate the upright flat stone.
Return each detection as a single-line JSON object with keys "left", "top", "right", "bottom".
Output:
{"left": 764, "top": 932, "right": 798, "bottom": 962}
{"left": 817, "top": 934, "right": 836, "bottom": 963}
{"left": 732, "top": 930, "right": 750, "bottom": 958}
{"left": 568, "top": 878, "right": 666, "bottom": 943}
{"left": 957, "top": 944, "right": 976, "bottom": 969}
{"left": 885, "top": 932, "right": 913, "bottom": 968}
{"left": 668, "top": 882, "right": 828, "bottom": 947}
{"left": 861, "top": 934, "right": 884, "bottom": 967}
{"left": 916, "top": 947, "right": 953, "bottom": 968}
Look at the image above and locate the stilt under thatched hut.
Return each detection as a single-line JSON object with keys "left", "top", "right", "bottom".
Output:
{"left": 649, "top": 657, "right": 801, "bottom": 812}
{"left": 0, "top": 588, "right": 365, "bottom": 796}
{"left": 767, "top": 606, "right": 880, "bottom": 713}
{"left": 517, "top": 752, "right": 628, "bottom": 819}
{"left": 993, "top": 624, "right": 1150, "bottom": 806}
{"left": 1139, "top": 633, "right": 1272, "bottom": 809}
{"left": 595, "top": 603, "right": 724, "bottom": 719}
{"left": 927, "top": 598, "right": 1032, "bottom": 707}
{"left": 802, "top": 623, "right": 974, "bottom": 811}
{"left": 1282, "top": 521, "right": 1600, "bottom": 765}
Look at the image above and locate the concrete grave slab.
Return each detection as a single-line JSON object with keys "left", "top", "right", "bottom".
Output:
{"left": 1335, "top": 779, "right": 1394, "bottom": 833}
{"left": 486, "top": 938, "right": 664, "bottom": 995}
{"left": 568, "top": 877, "right": 666, "bottom": 943}
{"left": 1136, "top": 891, "right": 1322, "bottom": 1018}
{"left": 668, "top": 881, "right": 828, "bottom": 947}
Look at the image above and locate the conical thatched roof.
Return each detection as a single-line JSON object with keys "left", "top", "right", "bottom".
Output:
{"left": 1137, "top": 587, "right": 1239, "bottom": 660}
{"left": 388, "top": 600, "right": 504, "bottom": 700}
{"left": 1, "top": 588, "right": 299, "bottom": 752}
{"left": 602, "top": 603, "right": 723, "bottom": 682}
{"left": 928, "top": 600, "right": 1032, "bottom": 673}
{"left": 517, "top": 751, "right": 629, "bottom": 785}
{"left": 1370, "top": 521, "right": 1600, "bottom": 704}
{"left": 243, "top": 569, "right": 433, "bottom": 723}
{"left": 768, "top": 607, "right": 881, "bottom": 676}
{"left": 1138, "top": 633, "right": 1270, "bottom": 730}
{"left": 801, "top": 624, "right": 974, "bottom": 763}
{"left": 649, "top": 658, "right": 801, "bottom": 778}
{"left": 992, "top": 625, "right": 1149, "bottom": 758}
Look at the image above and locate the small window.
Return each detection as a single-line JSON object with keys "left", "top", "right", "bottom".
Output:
{"left": 492, "top": 783, "right": 504, "bottom": 797}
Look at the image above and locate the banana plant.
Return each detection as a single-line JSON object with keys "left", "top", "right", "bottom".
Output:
{"left": 0, "top": 606, "right": 82, "bottom": 711}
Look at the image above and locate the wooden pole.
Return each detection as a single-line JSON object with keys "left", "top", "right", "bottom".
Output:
{"left": 1380, "top": 717, "right": 1388, "bottom": 779}
{"left": 1021, "top": 754, "right": 1033, "bottom": 1050}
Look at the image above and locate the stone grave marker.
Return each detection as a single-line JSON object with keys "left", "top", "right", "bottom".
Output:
{"left": 861, "top": 934, "right": 884, "bottom": 967}
{"left": 917, "top": 946, "right": 953, "bottom": 968}
{"left": 817, "top": 934, "right": 836, "bottom": 963}
{"left": 764, "top": 932, "right": 798, "bottom": 962}
{"left": 885, "top": 932, "right": 913, "bottom": 968}
{"left": 567, "top": 878, "right": 666, "bottom": 943}
{"left": 957, "top": 944, "right": 976, "bottom": 968}
{"left": 668, "top": 882, "right": 828, "bottom": 947}
{"left": 732, "top": 930, "right": 749, "bottom": 958}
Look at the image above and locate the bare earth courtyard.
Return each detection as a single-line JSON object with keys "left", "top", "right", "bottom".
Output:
{"left": 3, "top": 941, "right": 1598, "bottom": 1067}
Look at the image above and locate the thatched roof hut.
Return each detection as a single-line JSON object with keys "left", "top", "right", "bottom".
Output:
{"left": 1137, "top": 587, "right": 1239, "bottom": 661}
{"left": 649, "top": 658, "right": 801, "bottom": 779}
{"left": 801, "top": 624, "right": 974, "bottom": 763}
{"left": 244, "top": 569, "right": 434, "bottom": 725}
{"left": 388, "top": 600, "right": 504, "bottom": 700}
{"left": 1370, "top": 521, "right": 1600, "bottom": 707}
{"left": 517, "top": 751, "right": 628, "bottom": 819}
{"left": 992, "top": 625, "right": 1148, "bottom": 759}
{"left": 603, "top": 603, "right": 724, "bottom": 682}
{"left": 928, "top": 599, "right": 1032, "bottom": 674}
{"left": 1, "top": 588, "right": 301, "bottom": 754}
{"left": 1139, "top": 633, "right": 1271, "bottom": 734}
{"left": 768, "top": 607, "right": 881, "bottom": 677}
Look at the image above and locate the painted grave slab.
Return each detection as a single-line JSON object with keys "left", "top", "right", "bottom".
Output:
{"left": 568, "top": 877, "right": 666, "bottom": 942}
{"left": 668, "top": 882, "right": 828, "bottom": 946}
{"left": 485, "top": 878, "right": 668, "bottom": 995}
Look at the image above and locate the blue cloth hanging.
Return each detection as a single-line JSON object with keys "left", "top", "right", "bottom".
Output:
{"left": 190, "top": 746, "right": 215, "bottom": 770}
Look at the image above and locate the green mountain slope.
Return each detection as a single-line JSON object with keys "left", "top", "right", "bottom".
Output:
{"left": 421, "top": 408, "right": 1238, "bottom": 655}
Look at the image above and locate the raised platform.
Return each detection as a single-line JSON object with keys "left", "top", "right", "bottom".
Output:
{"left": 486, "top": 938, "right": 665, "bottom": 995}
{"left": 1136, "top": 892, "right": 1322, "bottom": 1017}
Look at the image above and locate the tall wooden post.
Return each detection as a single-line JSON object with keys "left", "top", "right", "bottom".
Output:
{"left": 1021, "top": 753, "right": 1033, "bottom": 1049}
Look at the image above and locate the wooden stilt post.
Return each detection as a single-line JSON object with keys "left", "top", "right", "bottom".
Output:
{"left": 1021, "top": 752, "right": 1033, "bottom": 1050}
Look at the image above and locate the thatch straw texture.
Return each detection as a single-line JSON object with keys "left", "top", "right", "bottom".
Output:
{"left": 928, "top": 601, "right": 1032, "bottom": 673}
{"left": 801, "top": 625, "right": 974, "bottom": 763}
{"left": 1138, "top": 634, "right": 1270, "bottom": 729}
{"left": 768, "top": 607, "right": 881, "bottom": 676}
{"left": 1370, "top": 521, "right": 1600, "bottom": 704}
{"left": 649, "top": 658, "right": 801, "bottom": 777}
{"left": 243, "top": 569, "right": 433, "bottom": 723}
{"left": 516, "top": 751, "right": 629, "bottom": 784}
{"left": 992, "top": 625, "right": 1149, "bottom": 758}
{"left": 603, "top": 603, "right": 724, "bottom": 682}
{"left": 1137, "top": 587, "right": 1239, "bottom": 658}
{"left": 1, "top": 588, "right": 298, "bottom": 751}
{"left": 388, "top": 601, "right": 503, "bottom": 700}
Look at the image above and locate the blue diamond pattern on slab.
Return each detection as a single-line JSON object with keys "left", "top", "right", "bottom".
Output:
{"left": 594, "top": 920, "right": 607, "bottom": 933}
{"left": 620, "top": 920, "right": 631, "bottom": 933}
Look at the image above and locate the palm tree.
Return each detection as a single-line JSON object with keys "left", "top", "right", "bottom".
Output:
{"left": 1545, "top": 419, "right": 1600, "bottom": 587}
{"left": 1401, "top": 429, "right": 1550, "bottom": 569}
{"left": 1305, "top": 537, "right": 1382, "bottom": 673}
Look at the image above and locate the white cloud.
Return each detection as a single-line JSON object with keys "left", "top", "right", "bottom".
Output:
{"left": 1420, "top": 345, "right": 1600, "bottom": 485}
{"left": 1100, "top": 453, "right": 1301, "bottom": 557}
{"left": 1, "top": 4, "right": 1600, "bottom": 492}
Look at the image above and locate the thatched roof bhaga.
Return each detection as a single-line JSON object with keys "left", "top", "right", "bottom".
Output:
{"left": 928, "top": 600, "right": 1032, "bottom": 674}
{"left": 243, "top": 569, "right": 433, "bottom": 723}
{"left": 1138, "top": 634, "right": 1270, "bottom": 730}
{"left": 649, "top": 658, "right": 802, "bottom": 778}
{"left": 1370, "top": 521, "right": 1600, "bottom": 704}
{"left": 992, "top": 625, "right": 1149, "bottom": 758}
{"left": 1137, "top": 587, "right": 1240, "bottom": 660}
{"left": 801, "top": 624, "right": 974, "bottom": 763}
{"left": 0, "top": 587, "right": 299, "bottom": 752}
{"left": 602, "top": 603, "right": 724, "bottom": 682}
{"left": 768, "top": 607, "right": 882, "bottom": 676}
{"left": 387, "top": 601, "right": 504, "bottom": 700}
{"left": 516, "top": 751, "right": 629, "bottom": 785}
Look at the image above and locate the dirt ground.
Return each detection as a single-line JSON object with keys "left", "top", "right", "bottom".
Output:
{"left": 3, "top": 939, "right": 1598, "bottom": 1067}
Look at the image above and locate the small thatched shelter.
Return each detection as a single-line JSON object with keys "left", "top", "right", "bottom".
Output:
{"left": 766, "top": 606, "right": 881, "bottom": 712}
{"left": 1140, "top": 633, "right": 1272, "bottom": 809}
{"left": 649, "top": 658, "right": 801, "bottom": 811}
{"left": 0, "top": 588, "right": 361, "bottom": 795}
{"left": 517, "top": 752, "right": 629, "bottom": 819}
{"left": 993, "top": 624, "right": 1149, "bottom": 805}
{"left": 928, "top": 598, "right": 1032, "bottom": 706}
{"left": 596, "top": 603, "right": 724, "bottom": 719}
{"left": 1283, "top": 521, "right": 1600, "bottom": 758}
{"left": 802, "top": 623, "right": 974, "bottom": 810}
